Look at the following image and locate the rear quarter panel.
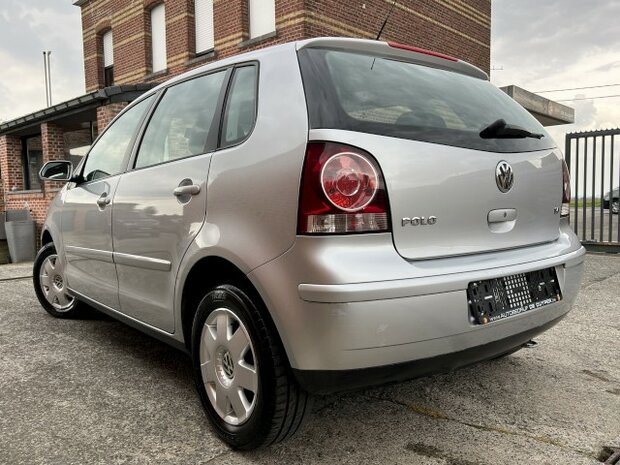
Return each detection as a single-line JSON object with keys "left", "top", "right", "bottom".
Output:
{"left": 173, "top": 44, "right": 309, "bottom": 340}
{"left": 199, "top": 45, "right": 308, "bottom": 269}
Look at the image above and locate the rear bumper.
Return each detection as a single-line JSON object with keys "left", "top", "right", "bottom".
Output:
{"left": 294, "top": 314, "right": 565, "bottom": 394}
{"left": 248, "top": 224, "right": 585, "bottom": 389}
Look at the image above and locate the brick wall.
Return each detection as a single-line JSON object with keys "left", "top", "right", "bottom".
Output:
{"left": 0, "top": 125, "right": 71, "bottom": 250}
{"left": 305, "top": 0, "right": 490, "bottom": 73}
{"left": 79, "top": 0, "right": 490, "bottom": 92}
{"left": 97, "top": 102, "right": 128, "bottom": 132}
{"left": 0, "top": 135, "right": 24, "bottom": 193}
{"left": 0, "top": 134, "right": 42, "bottom": 249}
{"left": 64, "top": 128, "right": 93, "bottom": 155}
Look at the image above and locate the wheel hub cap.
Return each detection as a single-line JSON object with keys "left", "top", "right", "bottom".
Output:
{"left": 200, "top": 308, "right": 258, "bottom": 426}
{"left": 39, "top": 254, "right": 74, "bottom": 311}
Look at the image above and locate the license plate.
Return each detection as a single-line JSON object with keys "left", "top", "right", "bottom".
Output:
{"left": 467, "top": 267, "right": 562, "bottom": 325}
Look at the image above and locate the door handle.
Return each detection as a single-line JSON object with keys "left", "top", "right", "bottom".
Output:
{"left": 173, "top": 184, "right": 201, "bottom": 197}
{"left": 96, "top": 194, "right": 111, "bottom": 207}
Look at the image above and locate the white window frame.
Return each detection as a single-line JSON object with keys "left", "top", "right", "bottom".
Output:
{"left": 151, "top": 3, "right": 167, "bottom": 73}
{"left": 195, "top": 0, "right": 214, "bottom": 54}
{"left": 248, "top": 0, "right": 276, "bottom": 39}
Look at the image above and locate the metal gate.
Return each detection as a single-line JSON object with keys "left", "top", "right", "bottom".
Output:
{"left": 565, "top": 128, "right": 620, "bottom": 252}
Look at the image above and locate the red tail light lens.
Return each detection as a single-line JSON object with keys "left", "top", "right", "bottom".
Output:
{"left": 298, "top": 142, "right": 390, "bottom": 234}
{"left": 321, "top": 152, "right": 378, "bottom": 211}
{"left": 561, "top": 159, "right": 571, "bottom": 217}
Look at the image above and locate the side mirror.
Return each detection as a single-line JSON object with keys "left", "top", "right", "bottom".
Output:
{"left": 39, "top": 160, "right": 73, "bottom": 182}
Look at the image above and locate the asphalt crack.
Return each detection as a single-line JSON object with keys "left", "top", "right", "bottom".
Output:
{"left": 405, "top": 442, "right": 487, "bottom": 465}
{"left": 582, "top": 269, "right": 620, "bottom": 290}
{"left": 582, "top": 369, "right": 616, "bottom": 384}
{"left": 364, "top": 393, "right": 598, "bottom": 460}
{"left": 0, "top": 276, "right": 32, "bottom": 283}
{"left": 203, "top": 451, "right": 232, "bottom": 463}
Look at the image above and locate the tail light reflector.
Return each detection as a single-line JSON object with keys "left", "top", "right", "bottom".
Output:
{"left": 561, "top": 159, "right": 571, "bottom": 217}
{"left": 298, "top": 142, "right": 390, "bottom": 234}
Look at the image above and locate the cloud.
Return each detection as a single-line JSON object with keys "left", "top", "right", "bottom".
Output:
{"left": 0, "top": 0, "right": 84, "bottom": 122}
{"left": 491, "top": 0, "right": 620, "bottom": 148}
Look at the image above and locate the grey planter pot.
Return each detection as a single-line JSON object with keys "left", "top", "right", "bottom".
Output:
{"left": 5, "top": 220, "right": 36, "bottom": 263}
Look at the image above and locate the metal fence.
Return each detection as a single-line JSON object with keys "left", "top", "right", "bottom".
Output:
{"left": 565, "top": 128, "right": 620, "bottom": 252}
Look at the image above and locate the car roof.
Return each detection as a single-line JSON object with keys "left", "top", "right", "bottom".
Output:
{"left": 137, "top": 37, "right": 487, "bottom": 104}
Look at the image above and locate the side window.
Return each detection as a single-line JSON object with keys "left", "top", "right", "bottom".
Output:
{"left": 82, "top": 96, "right": 154, "bottom": 182}
{"left": 135, "top": 71, "right": 226, "bottom": 169}
{"left": 221, "top": 66, "right": 258, "bottom": 148}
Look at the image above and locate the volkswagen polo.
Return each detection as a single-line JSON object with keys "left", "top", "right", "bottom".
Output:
{"left": 34, "top": 38, "right": 585, "bottom": 450}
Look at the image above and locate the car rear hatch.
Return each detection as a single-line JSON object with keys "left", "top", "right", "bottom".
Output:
{"left": 297, "top": 39, "right": 563, "bottom": 260}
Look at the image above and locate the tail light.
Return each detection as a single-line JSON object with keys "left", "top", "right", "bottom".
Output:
{"left": 298, "top": 142, "right": 390, "bottom": 234}
{"left": 561, "top": 159, "right": 571, "bottom": 217}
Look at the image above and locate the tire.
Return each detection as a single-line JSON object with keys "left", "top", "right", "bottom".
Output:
{"left": 612, "top": 199, "right": 619, "bottom": 215}
{"left": 191, "top": 284, "right": 310, "bottom": 450}
{"left": 33, "top": 243, "right": 85, "bottom": 318}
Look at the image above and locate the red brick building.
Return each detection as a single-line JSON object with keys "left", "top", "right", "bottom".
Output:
{"left": 0, "top": 0, "right": 491, "bottom": 249}
{"left": 78, "top": 0, "right": 491, "bottom": 91}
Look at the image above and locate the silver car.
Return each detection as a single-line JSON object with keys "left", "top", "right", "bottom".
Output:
{"left": 34, "top": 38, "right": 585, "bottom": 450}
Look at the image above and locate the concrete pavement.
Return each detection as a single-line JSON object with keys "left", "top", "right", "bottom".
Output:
{"left": 0, "top": 254, "right": 618, "bottom": 464}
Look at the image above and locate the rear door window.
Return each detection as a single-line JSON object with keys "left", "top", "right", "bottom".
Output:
{"left": 134, "top": 70, "right": 226, "bottom": 169}
{"left": 298, "top": 48, "right": 555, "bottom": 153}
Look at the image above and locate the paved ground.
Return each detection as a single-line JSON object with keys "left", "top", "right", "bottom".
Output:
{"left": 0, "top": 255, "right": 618, "bottom": 465}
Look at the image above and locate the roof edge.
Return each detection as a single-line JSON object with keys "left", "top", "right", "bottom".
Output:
{"left": 0, "top": 84, "right": 157, "bottom": 136}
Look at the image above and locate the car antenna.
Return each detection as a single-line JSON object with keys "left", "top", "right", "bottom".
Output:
{"left": 375, "top": 0, "right": 397, "bottom": 40}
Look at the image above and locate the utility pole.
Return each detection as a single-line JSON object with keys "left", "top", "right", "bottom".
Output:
{"left": 43, "top": 51, "right": 49, "bottom": 107}
{"left": 42, "top": 50, "right": 52, "bottom": 107}
{"left": 47, "top": 51, "right": 52, "bottom": 106}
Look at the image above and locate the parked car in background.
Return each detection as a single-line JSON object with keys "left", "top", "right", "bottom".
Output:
{"left": 603, "top": 187, "right": 619, "bottom": 213}
{"left": 33, "top": 38, "right": 585, "bottom": 450}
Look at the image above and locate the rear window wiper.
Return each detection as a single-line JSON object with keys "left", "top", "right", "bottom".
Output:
{"left": 480, "top": 119, "right": 544, "bottom": 139}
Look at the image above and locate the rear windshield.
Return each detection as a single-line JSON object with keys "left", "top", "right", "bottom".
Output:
{"left": 298, "top": 48, "right": 555, "bottom": 153}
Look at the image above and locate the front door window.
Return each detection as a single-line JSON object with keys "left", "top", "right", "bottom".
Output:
{"left": 82, "top": 95, "right": 155, "bottom": 182}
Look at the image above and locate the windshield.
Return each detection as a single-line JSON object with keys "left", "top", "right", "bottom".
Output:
{"left": 298, "top": 48, "right": 555, "bottom": 153}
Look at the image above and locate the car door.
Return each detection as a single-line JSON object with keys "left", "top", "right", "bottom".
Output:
{"left": 111, "top": 68, "right": 235, "bottom": 332}
{"left": 61, "top": 96, "right": 155, "bottom": 309}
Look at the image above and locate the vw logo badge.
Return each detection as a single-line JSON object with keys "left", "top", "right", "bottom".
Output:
{"left": 496, "top": 161, "right": 514, "bottom": 193}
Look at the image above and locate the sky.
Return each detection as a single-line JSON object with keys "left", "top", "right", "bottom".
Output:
{"left": 0, "top": 0, "right": 618, "bottom": 145}
{"left": 0, "top": 0, "right": 84, "bottom": 123}
{"left": 490, "top": 0, "right": 620, "bottom": 149}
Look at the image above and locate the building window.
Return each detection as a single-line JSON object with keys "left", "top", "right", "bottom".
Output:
{"left": 102, "top": 30, "right": 114, "bottom": 86}
{"left": 22, "top": 136, "right": 43, "bottom": 191}
{"left": 248, "top": 0, "right": 276, "bottom": 39}
{"left": 195, "top": 0, "right": 214, "bottom": 54}
{"left": 151, "top": 3, "right": 167, "bottom": 73}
